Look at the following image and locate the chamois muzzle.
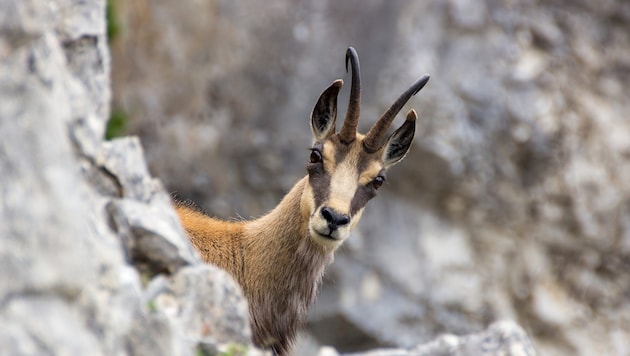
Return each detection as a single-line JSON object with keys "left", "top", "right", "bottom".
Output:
{"left": 321, "top": 207, "right": 350, "bottom": 232}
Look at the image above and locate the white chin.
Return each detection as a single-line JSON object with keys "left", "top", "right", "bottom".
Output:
{"left": 309, "top": 226, "right": 345, "bottom": 246}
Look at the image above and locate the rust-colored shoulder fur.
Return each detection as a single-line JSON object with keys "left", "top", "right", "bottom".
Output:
{"left": 175, "top": 203, "right": 247, "bottom": 283}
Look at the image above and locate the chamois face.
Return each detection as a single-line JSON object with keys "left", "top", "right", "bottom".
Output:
{"left": 301, "top": 48, "right": 429, "bottom": 248}
{"left": 302, "top": 133, "right": 390, "bottom": 246}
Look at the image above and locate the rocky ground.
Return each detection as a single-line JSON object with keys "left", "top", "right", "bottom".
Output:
{"left": 2, "top": 0, "right": 629, "bottom": 355}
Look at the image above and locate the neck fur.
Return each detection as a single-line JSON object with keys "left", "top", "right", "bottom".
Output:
{"left": 242, "top": 176, "right": 334, "bottom": 351}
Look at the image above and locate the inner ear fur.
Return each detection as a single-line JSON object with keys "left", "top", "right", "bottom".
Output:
{"left": 311, "top": 80, "right": 343, "bottom": 141}
{"left": 382, "top": 109, "right": 417, "bottom": 167}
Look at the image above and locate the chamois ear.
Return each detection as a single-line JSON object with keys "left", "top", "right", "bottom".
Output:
{"left": 311, "top": 79, "right": 343, "bottom": 141}
{"left": 382, "top": 109, "right": 416, "bottom": 167}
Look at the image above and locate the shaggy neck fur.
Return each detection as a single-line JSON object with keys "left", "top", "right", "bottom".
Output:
{"left": 175, "top": 176, "right": 335, "bottom": 355}
{"left": 244, "top": 177, "right": 334, "bottom": 353}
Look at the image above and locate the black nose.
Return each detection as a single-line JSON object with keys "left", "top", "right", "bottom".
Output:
{"left": 321, "top": 207, "right": 350, "bottom": 230}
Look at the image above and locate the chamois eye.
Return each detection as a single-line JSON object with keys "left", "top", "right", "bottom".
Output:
{"left": 309, "top": 149, "right": 322, "bottom": 164}
{"left": 372, "top": 176, "right": 385, "bottom": 190}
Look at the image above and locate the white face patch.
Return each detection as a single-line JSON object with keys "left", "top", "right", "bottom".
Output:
{"left": 326, "top": 161, "right": 358, "bottom": 215}
{"left": 305, "top": 138, "right": 384, "bottom": 248}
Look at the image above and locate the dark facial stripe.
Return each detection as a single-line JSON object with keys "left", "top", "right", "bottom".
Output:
{"left": 331, "top": 135, "right": 350, "bottom": 165}
{"left": 308, "top": 171, "right": 330, "bottom": 209}
{"left": 349, "top": 185, "right": 376, "bottom": 216}
{"left": 349, "top": 166, "right": 386, "bottom": 216}
{"left": 306, "top": 146, "right": 330, "bottom": 209}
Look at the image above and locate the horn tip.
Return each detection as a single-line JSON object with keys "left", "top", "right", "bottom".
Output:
{"left": 406, "top": 109, "right": 418, "bottom": 121}
{"left": 345, "top": 47, "right": 358, "bottom": 72}
{"left": 412, "top": 75, "right": 430, "bottom": 96}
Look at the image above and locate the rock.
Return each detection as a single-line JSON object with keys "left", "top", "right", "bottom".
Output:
{"left": 1, "top": 296, "right": 103, "bottom": 355}
{"left": 107, "top": 197, "right": 199, "bottom": 275}
{"left": 410, "top": 321, "right": 536, "bottom": 356}
{"left": 99, "top": 137, "right": 165, "bottom": 202}
{"left": 101, "top": 137, "right": 201, "bottom": 276}
{"left": 0, "top": 0, "right": 255, "bottom": 355}
{"left": 144, "top": 265, "right": 252, "bottom": 347}
{"left": 0, "top": 0, "right": 139, "bottom": 353}
{"left": 318, "top": 321, "right": 536, "bottom": 356}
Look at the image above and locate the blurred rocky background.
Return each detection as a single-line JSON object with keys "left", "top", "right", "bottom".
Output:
{"left": 2, "top": 0, "right": 628, "bottom": 355}
{"left": 109, "top": 0, "right": 630, "bottom": 355}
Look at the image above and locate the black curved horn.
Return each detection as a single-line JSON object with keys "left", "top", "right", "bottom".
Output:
{"left": 363, "top": 74, "right": 429, "bottom": 152}
{"left": 338, "top": 47, "right": 361, "bottom": 143}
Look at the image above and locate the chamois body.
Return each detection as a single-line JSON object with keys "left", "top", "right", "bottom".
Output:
{"left": 176, "top": 178, "right": 331, "bottom": 354}
{"left": 175, "top": 48, "right": 429, "bottom": 355}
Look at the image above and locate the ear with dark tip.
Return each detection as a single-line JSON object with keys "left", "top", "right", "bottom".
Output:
{"left": 382, "top": 109, "right": 417, "bottom": 167}
{"left": 311, "top": 79, "right": 343, "bottom": 141}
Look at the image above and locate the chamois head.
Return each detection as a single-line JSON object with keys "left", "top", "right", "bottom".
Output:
{"left": 302, "top": 47, "right": 429, "bottom": 248}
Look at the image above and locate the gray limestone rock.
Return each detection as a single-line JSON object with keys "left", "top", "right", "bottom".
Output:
{"left": 318, "top": 321, "right": 536, "bottom": 356}
{"left": 107, "top": 197, "right": 199, "bottom": 275}
{"left": 144, "top": 265, "right": 253, "bottom": 347}
{"left": 0, "top": 0, "right": 254, "bottom": 355}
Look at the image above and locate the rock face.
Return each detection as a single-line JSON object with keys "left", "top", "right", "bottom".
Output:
{"left": 0, "top": 1, "right": 253, "bottom": 355}
{"left": 319, "top": 321, "right": 535, "bottom": 356}
{"left": 109, "top": 1, "right": 630, "bottom": 356}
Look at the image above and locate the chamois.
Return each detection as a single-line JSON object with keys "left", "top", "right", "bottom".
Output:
{"left": 175, "top": 47, "right": 429, "bottom": 355}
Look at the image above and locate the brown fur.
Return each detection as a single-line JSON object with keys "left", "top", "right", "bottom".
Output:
{"left": 175, "top": 178, "right": 332, "bottom": 355}
{"left": 174, "top": 47, "right": 428, "bottom": 355}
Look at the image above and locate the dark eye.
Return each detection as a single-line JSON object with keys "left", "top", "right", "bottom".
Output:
{"left": 372, "top": 176, "right": 385, "bottom": 190}
{"left": 309, "top": 149, "right": 323, "bottom": 163}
